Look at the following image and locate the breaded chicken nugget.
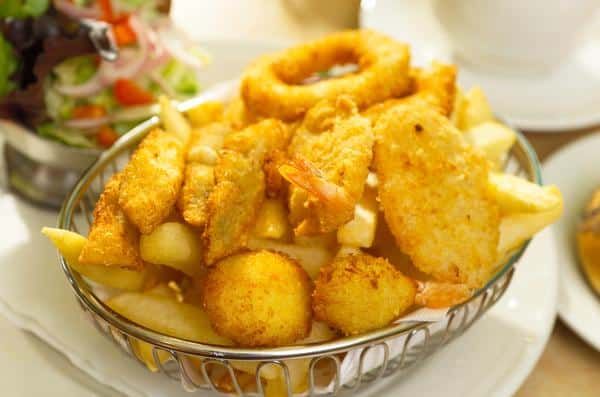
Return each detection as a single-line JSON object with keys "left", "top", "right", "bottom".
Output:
{"left": 313, "top": 253, "right": 415, "bottom": 335}
{"left": 280, "top": 96, "right": 373, "bottom": 235}
{"left": 364, "top": 61, "right": 457, "bottom": 125}
{"left": 375, "top": 104, "right": 500, "bottom": 288}
{"left": 79, "top": 174, "right": 144, "bottom": 269}
{"left": 118, "top": 128, "right": 186, "bottom": 235}
{"left": 202, "top": 250, "right": 312, "bottom": 346}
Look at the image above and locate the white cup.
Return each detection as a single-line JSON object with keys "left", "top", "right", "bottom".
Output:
{"left": 433, "top": 0, "right": 599, "bottom": 73}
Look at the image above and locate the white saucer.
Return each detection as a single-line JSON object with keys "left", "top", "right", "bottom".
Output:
{"left": 542, "top": 132, "right": 600, "bottom": 351}
{"left": 0, "top": 39, "right": 558, "bottom": 397}
{"left": 360, "top": 0, "right": 600, "bottom": 132}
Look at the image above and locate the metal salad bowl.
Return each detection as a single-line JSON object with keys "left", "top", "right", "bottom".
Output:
{"left": 56, "top": 88, "right": 541, "bottom": 396}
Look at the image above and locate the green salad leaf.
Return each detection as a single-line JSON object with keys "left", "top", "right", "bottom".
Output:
{"left": 0, "top": 35, "right": 18, "bottom": 97}
{"left": 0, "top": 0, "right": 50, "bottom": 18}
{"left": 37, "top": 122, "right": 96, "bottom": 148}
{"left": 160, "top": 59, "right": 201, "bottom": 97}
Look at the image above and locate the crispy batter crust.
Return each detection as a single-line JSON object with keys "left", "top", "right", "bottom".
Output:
{"left": 374, "top": 104, "right": 500, "bottom": 287}
{"left": 363, "top": 62, "right": 457, "bottom": 126}
{"left": 241, "top": 30, "right": 411, "bottom": 121}
{"left": 313, "top": 253, "right": 415, "bottom": 335}
{"left": 287, "top": 96, "right": 373, "bottom": 234}
{"left": 79, "top": 174, "right": 144, "bottom": 269}
{"left": 202, "top": 250, "right": 312, "bottom": 346}
{"left": 118, "top": 128, "right": 185, "bottom": 235}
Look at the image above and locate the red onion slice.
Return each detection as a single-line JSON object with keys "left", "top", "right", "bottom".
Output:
{"left": 53, "top": 0, "right": 101, "bottom": 19}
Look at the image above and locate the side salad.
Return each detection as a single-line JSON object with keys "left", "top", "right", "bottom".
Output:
{"left": 0, "top": 0, "right": 208, "bottom": 148}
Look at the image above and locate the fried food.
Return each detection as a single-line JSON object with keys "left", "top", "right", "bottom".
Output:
{"left": 313, "top": 253, "right": 415, "bottom": 335}
{"left": 118, "top": 128, "right": 186, "bottom": 235}
{"left": 252, "top": 198, "right": 291, "bottom": 240}
{"left": 414, "top": 281, "right": 473, "bottom": 309}
{"left": 280, "top": 96, "right": 373, "bottom": 235}
{"left": 202, "top": 251, "right": 312, "bottom": 346}
{"left": 186, "top": 101, "right": 224, "bottom": 127}
{"left": 79, "top": 174, "right": 144, "bottom": 269}
{"left": 363, "top": 62, "right": 457, "bottom": 125}
{"left": 223, "top": 95, "right": 260, "bottom": 129}
{"left": 241, "top": 30, "right": 411, "bottom": 121}
{"left": 578, "top": 190, "right": 600, "bottom": 294}
{"left": 375, "top": 104, "right": 500, "bottom": 287}
{"left": 453, "top": 86, "right": 495, "bottom": 131}
{"left": 139, "top": 222, "right": 203, "bottom": 277}
{"left": 203, "top": 120, "right": 291, "bottom": 265}
{"left": 159, "top": 96, "right": 191, "bottom": 144}
{"left": 336, "top": 186, "right": 378, "bottom": 248}
{"left": 178, "top": 122, "right": 231, "bottom": 227}
{"left": 203, "top": 151, "right": 265, "bottom": 265}
{"left": 42, "top": 227, "right": 152, "bottom": 291}
{"left": 107, "top": 292, "right": 232, "bottom": 345}
{"left": 464, "top": 121, "right": 516, "bottom": 168}
{"left": 488, "top": 173, "right": 562, "bottom": 215}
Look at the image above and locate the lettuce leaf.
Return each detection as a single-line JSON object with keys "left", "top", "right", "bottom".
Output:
{"left": 0, "top": 0, "right": 49, "bottom": 18}
{"left": 0, "top": 35, "right": 18, "bottom": 97}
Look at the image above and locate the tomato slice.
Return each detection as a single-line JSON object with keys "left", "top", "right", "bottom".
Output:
{"left": 98, "top": 0, "right": 114, "bottom": 22}
{"left": 113, "top": 79, "right": 155, "bottom": 106}
{"left": 96, "top": 126, "right": 119, "bottom": 148}
{"left": 72, "top": 104, "right": 107, "bottom": 119}
{"left": 113, "top": 17, "right": 137, "bottom": 46}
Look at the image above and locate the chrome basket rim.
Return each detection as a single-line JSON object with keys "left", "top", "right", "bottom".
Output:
{"left": 56, "top": 88, "right": 542, "bottom": 361}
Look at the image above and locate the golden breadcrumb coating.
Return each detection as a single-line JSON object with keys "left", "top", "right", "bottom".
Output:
{"left": 374, "top": 104, "right": 500, "bottom": 288}
{"left": 118, "top": 128, "right": 185, "bottom": 235}
{"left": 364, "top": 61, "right": 457, "bottom": 126}
{"left": 284, "top": 96, "right": 373, "bottom": 235}
{"left": 313, "top": 253, "right": 415, "bottom": 335}
{"left": 203, "top": 120, "right": 291, "bottom": 265}
{"left": 79, "top": 174, "right": 144, "bottom": 269}
{"left": 202, "top": 250, "right": 312, "bottom": 346}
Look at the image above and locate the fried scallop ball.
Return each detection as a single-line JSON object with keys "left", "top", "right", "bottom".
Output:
{"left": 313, "top": 253, "right": 416, "bottom": 335}
{"left": 202, "top": 250, "right": 312, "bottom": 347}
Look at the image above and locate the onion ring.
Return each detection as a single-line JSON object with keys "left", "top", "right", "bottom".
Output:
{"left": 240, "top": 30, "right": 411, "bottom": 121}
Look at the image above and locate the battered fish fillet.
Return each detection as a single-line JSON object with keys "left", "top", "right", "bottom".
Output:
{"left": 202, "top": 151, "right": 265, "bottom": 265}
{"left": 203, "top": 120, "right": 291, "bottom": 264}
{"left": 118, "top": 128, "right": 186, "bottom": 235}
{"left": 178, "top": 123, "right": 231, "bottom": 227}
{"left": 364, "top": 62, "right": 457, "bottom": 126}
{"left": 79, "top": 174, "right": 144, "bottom": 269}
{"left": 281, "top": 96, "right": 373, "bottom": 235}
{"left": 374, "top": 104, "right": 500, "bottom": 288}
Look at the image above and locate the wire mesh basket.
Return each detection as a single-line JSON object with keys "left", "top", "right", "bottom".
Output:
{"left": 56, "top": 91, "right": 541, "bottom": 397}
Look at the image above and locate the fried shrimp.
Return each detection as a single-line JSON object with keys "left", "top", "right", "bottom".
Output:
{"left": 118, "top": 128, "right": 186, "bottom": 235}
{"left": 241, "top": 30, "right": 411, "bottom": 121}
{"left": 202, "top": 250, "right": 312, "bottom": 346}
{"left": 79, "top": 174, "right": 144, "bottom": 269}
{"left": 364, "top": 61, "right": 457, "bottom": 126}
{"left": 203, "top": 119, "right": 291, "bottom": 265}
{"left": 178, "top": 122, "right": 231, "bottom": 227}
{"left": 280, "top": 96, "right": 374, "bottom": 235}
{"left": 374, "top": 104, "right": 500, "bottom": 288}
{"left": 313, "top": 253, "right": 415, "bottom": 335}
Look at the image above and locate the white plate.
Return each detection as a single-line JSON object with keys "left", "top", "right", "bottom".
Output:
{"left": 542, "top": 132, "right": 600, "bottom": 350}
{"left": 0, "top": 39, "right": 558, "bottom": 397}
{"left": 360, "top": 0, "right": 600, "bottom": 132}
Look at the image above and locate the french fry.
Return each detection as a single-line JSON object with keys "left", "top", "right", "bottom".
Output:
{"left": 159, "top": 96, "right": 191, "bottom": 144}
{"left": 465, "top": 121, "right": 516, "bottom": 168}
{"left": 107, "top": 292, "right": 233, "bottom": 345}
{"left": 455, "top": 86, "right": 495, "bottom": 131}
{"left": 497, "top": 203, "right": 563, "bottom": 256}
{"left": 489, "top": 173, "right": 563, "bottom": 215}
{"left": 140, "top": 222, "right": 203, "bottom": 277}
{"left": 337, "top": 189, "right": 378, "bottom": 247}
{"left": 41, "top": 227, "right": 150, "bottom": 291}
{"left": 247, "top": 238, "right": 333, "bottom": 279}
{"left": 252, "top": 198, "right": 291, "bottom": 240}
{"left": 185, "top": 101, "right": 223, "bottom": 127}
